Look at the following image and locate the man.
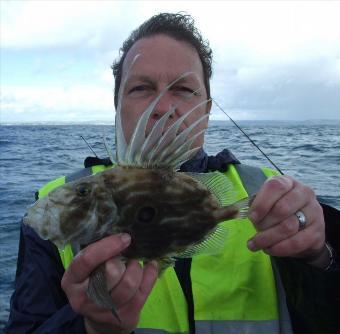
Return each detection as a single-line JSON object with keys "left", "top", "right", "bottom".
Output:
{"left": 6, "top": 13, "right": 339, "bottom": 334}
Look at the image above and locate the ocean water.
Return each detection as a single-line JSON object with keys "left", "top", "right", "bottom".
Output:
{"left": 1, "top": 121, "right": 339, "bottom": 330}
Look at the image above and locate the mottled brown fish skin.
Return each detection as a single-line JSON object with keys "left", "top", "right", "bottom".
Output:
{"left": 100, "top": 166, "right": 239, "bottom": 260}
{"left": 25, "top": 166, "right": 239, "bottom": 259}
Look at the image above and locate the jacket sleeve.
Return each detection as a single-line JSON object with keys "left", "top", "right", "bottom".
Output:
{"left": 5, "top": 223, "right": 86, "bottom": 334}
{"left": 275, "top": 203, "right": 340, "bottom": 334}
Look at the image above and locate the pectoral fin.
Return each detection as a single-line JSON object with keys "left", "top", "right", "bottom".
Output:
{"left": 175, "top": 224, "right": 229, "bottom": 258}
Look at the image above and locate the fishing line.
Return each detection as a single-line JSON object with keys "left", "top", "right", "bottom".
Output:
{"left": 212, "top": 99, "right": 284, "bottom": 175}
{"left": 80, "top": 135, "right": 99, "bottom": 158}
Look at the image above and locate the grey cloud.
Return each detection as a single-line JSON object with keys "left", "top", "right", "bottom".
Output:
{"left": 212, "top": 57, "right": 340, "bottom": 119}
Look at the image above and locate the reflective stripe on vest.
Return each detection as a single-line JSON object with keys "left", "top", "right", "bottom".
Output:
{"left": 136, "top": 319, "right": 281, "bottom": 334}
{"left": 37, "top": 164, "right": 292, "bottom": 334}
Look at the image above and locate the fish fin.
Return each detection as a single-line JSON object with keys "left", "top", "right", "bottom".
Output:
{"left": 125, "top": 71, "right": 194, "bottom": 165}
{"left": 233, "top": 197, "right": 251, "bottom": 219}
{"left": 149, "top": 101, "right": 210, "bottom": 166}
{"left": 172, "top": 146, "right": 202, "bottom": 170}
{"left": 87, "top": 265, "right": 120, "bottom": 322}
{"left": 186, "top": 171, "right": 237, "bottom": 206}
{"left": 103, "top": 134, "right": 115, "bottom": 164}
{"left": 141, "top": 88, "right": 203, "bottom": 165}
{"left": 115, "top": 54, "right": 140, "bottom": 164}
{"left": 170, "top": 130, "right": 206, "bottom": 169}
{"left": 212, "top": 197, "right": 251, "bottom": 222}
{"left": 117, "top": 68, "right": 210, "bottom": 168}
{"left": 176, "top": 225, "right": 229, "bottom": 258}
{"left": 138, "top": 106, "right": 176, "bottom": 164}
{"left": 156, "top": 257, "right": 176, "bottom": 276}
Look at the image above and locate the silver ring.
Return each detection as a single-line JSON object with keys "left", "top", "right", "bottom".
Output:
{"left": 295, "top": 211, "right": 307, "bottom": 231}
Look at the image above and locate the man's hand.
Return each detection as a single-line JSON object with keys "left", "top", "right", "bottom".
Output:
{"left": 61, "top": 234, "right": 158, "bottom": 334}
{"left": 247, "top": 175, "right": 329, "bottom": 267}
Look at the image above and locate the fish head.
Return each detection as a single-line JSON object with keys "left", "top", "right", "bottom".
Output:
{"left": 24, "top": 174, "right": 118, "bottom": 248}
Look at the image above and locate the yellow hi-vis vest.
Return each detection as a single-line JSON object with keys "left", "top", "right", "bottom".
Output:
{"left": 37, "top": 164, "right": 293, "bottom": 334}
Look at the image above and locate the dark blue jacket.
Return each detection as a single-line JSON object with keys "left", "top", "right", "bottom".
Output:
{"left": 6, "top": 150, "right": 340, "bottom": 333}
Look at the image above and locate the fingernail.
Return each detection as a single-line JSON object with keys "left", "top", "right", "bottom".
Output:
{"left": 119, "top": 233, "right": 131, "bottom": 244}
{"left": 247, "top": 239, "right": 256, "bottom": 251}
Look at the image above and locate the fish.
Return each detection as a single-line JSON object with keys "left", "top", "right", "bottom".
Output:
{"left": 24, "top": 54, "right": 250, "bottom": 320}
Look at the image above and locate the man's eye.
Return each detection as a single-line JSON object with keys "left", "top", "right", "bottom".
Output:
{"left": 173, "top": 86, "right": 199, "bottom": 97}
{"left": 178, "top": 86, "right": 194, "bottom": 93}
{"left": 129, "top": 85, "right": 149, "bottom": 93}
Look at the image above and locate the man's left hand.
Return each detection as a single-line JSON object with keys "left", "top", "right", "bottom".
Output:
{"left": 247, "top": 175, "right": 328, "bottom": 266}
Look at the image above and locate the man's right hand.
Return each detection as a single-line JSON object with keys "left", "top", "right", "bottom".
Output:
{"left": 61, "top": 234, "right": 158, "bottom": 334}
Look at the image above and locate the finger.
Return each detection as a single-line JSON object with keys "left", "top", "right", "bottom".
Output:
{"left": 249, "top": 175, "right": 294, "bottom": 224}
{"left": 248, "top": 201, "right": 320, "bottom": 252}
{"left": 63, "top": 233, "right": 131, "bottom": 284}
{"left": 105, "top": 257, "right": 127, "bottom": 291}
{"left": 263, "top": 221, "right": 325, "bottom": 258}
{"left": 110, "top": 260, "right": 143, "bottom": 307}
{"left": 137, "top": 261, "right": 159, "bottom": 303}
{"left": 248, "top": 214, "right": 299, "bottom": 252}
{"left": 90, "top": 261, "right": 159, "bottom": 329}
{"left": 119, "top": 261, "right": 158, "bottom": 316}
{"left": 254, "top": 182, "right": 314, "bottom": 231}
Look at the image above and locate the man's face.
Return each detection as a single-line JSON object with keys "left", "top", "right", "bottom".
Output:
{"left": 119, "top": 34, "right": 211, "bottom": 148}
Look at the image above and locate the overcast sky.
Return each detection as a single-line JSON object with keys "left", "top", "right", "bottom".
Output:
{"left": 1, "top": 0, "right": 340, "bottom": 123}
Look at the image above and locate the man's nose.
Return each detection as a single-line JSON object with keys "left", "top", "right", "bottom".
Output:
{"left": 151, "top": 93, "right": 176, "bottom": 120}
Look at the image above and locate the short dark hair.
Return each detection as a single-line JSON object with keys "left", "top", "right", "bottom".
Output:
{"left": 111, "top": 12, "right": 213, "bottom": 108}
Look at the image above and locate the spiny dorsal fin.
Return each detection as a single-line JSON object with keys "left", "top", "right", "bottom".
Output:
{"left": 115, "top": 54, "right": 141, "bottom": 164}
{"left": 125, "top": 71, "right": 196, "bottom": 165}
{"left": 114, "top": 54, "right": 210, "bottom": 169}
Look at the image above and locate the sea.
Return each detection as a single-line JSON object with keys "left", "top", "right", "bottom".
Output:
{"left": 1, "top": 120, "right": 340, "bottom": 331}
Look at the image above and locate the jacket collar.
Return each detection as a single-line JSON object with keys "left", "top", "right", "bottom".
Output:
{"left": 179, "top": 148, "right": 240, "bottom": 173}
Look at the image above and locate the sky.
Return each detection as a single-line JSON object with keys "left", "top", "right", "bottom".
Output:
{"left": 1, "top": 0, "right": 340, "bottom": 124}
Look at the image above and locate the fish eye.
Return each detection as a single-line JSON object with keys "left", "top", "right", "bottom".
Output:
{"left": 76, "top": 184, "right": 90, "bottom": 197}
{"left": 136, "top": 206, "right": 156, "bottom": 224}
